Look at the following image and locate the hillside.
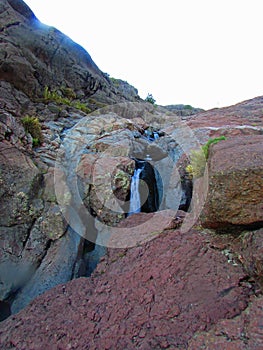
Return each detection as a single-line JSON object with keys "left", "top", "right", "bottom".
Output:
{"left": 0, "top": 0, "right": 141, "bottom": 110}
{"left": 0, "top": 0, "right": 263, "bottom": 349}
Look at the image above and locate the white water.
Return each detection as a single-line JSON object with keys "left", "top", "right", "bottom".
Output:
{"left": 128, "top": 167, "right": 143, "bottom": 216}
{"left": 153, "top": 132, "right": 159, "bottom": 140}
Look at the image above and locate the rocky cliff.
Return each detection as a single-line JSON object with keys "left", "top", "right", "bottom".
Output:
{"left": 0, "top": 0, "right": 141, "bottom": 111}
{"left": 0, "top": 0, "right": 263, "bottom": 349}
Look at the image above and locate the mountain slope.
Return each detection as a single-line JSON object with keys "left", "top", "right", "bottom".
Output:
{"left": 0, "top": 0, "right": 141, "bottom": 105}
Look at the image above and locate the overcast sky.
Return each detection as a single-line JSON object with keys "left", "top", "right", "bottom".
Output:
{"left": 24, "top": 0, "right": 263, "bottom": 110}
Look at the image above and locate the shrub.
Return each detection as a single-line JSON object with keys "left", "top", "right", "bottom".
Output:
{"left": 73, "top": 101, "right": 91, "bottom": 114}
{"left": 186, "top": 136, "right": 226, "bottom": 178}
{"left": 43, "top": 86, "right": 91, "bottom": 114}
{"left": 202, "top": 136, "right": 226, "bottom": 159}
{"left": 60, "top": 86, "right": 76, "bottom": 100}
{"left": 145, "top": 93, "right": 156, "bottom": 105}
{"left": 43, "top": 86, "right": 71, "bottom": 105}
{"left": 21, "top": 116, "right": 43, "bottom": 146}
{"left": 110, "top": 77, "right": 120, "bottom": 87}
{"left": 184, "top": 104, "right": 193, "bottom": 110}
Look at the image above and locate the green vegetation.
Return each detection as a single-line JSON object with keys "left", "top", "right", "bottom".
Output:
{"left": 73, "top": 101, "right": 91, "bottom": 114}
{"left": 60, "top": 86, "right": 76, "bottom": 100}
{"left": 145, "top": 93, "right": 156, "bottom": 105}
{"left": 44, "top": 86, "right": 71, "bottom": 105}
{"left": 21, "top": 116, "right": 43, "bottom": 146}
{"left": 110, "top": 77, "right": 120, "bottom": 87}
{"left": 43, "top": 86, "right": 91, "bottom": 114}
{"left": 184, "top": 104, "right": 193, "bottom": 110}
{"left": 186, "top": 136, "right": 226, "bottom": 178}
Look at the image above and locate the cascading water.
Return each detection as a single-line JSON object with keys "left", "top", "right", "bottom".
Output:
{"left": 153, "top": 132, "right": 159, "bottom": 140}
{"left": 144, "top": 129, "right": 160, "bottom": 142}
{"left": 128, "top": 167, "right": 143, "bottom": 216}
{"left": 128, "top": 160, "right": 160, "bottom": 216}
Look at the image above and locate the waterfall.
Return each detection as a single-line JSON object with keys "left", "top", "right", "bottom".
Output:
{"left": 128, "top": 167, "right": 143, "bottom": 216}
{"left": 144, "top": 130, "right": 160, "bottom": 142}
{"left": 128, "top": 160, "right": 160, "bottom": 216}
{"left": 153, "top": 132, "right": 159, "bottom": 140}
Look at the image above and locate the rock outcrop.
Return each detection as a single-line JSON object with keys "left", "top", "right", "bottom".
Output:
{"left": 201, "top": 135, "right": 263, "bottom": 229}
{"left": 0, "top": 0, "right": 141, "bottom": 115}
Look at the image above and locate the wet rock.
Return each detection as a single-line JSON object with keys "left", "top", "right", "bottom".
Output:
{"left": 11, "top": 227, "right": 81, "bottom": 314}
{"left": 154, "top": 156, "right": 183, "bottom": 211}
{"left": 146, "top": 142, "right": 167, "bottom": 160}
{"left": 139, "top": 161, "right": 159, "bottom": 213}
{"left": 0, "top": 301, "right": 10, "bottom": 322}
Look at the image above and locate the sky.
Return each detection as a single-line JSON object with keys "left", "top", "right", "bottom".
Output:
{"left": 23, "top": 0, "right": 263, "bottom": 110}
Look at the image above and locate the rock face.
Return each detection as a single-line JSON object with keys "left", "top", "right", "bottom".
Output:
{"left": 0, "top": 141, "right": 42, "bottom": 300}
{"left": 0, "top": 0, "right": 141, "bottom": 106}
{"left": 164, "top": 104, "right": 204, "bottom": 117}
{"left": 201, "top": 135, "right": 263, "bottom": 229}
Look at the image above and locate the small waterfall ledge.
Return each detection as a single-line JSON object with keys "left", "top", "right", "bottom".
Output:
{"left": 128, "top": 160, "right": 160, "bottom": 216}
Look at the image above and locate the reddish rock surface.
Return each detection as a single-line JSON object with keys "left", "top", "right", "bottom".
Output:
{"left": 210, "top": 227, "right": 263, "bottom": 290}
{"left": 188, "top": 295, "right": 263, "bottom": 350}
{"left": 99, "top": 210, "right": 185, "bottom": 248}
{"left": 0, "top": 227, "right": 257, "bottom": 349}
{"left": 187, "top": 96, "right": 263, "bottom": 128}
{"left": 201, "top": 135, "right": 263, "bottom": 228}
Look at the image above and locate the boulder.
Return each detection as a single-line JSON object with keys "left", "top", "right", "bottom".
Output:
{"left": 201, "top": 135, "right": 263, "bottom": 229}
{"left": 78, "top": 154, "right": 135, "bottom": 225}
